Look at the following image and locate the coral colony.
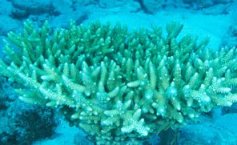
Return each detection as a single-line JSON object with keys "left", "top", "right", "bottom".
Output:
{"left": 1, "top": 21, "right": 237, "bottom": 144}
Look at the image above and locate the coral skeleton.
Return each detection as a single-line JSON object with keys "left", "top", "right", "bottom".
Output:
{"left": 0, "top": 21, "right": 237, "bottom": 144}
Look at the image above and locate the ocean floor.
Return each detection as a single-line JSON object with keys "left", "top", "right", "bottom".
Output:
{"left": 1, "top": 0, "right": 237, "bottom": 145}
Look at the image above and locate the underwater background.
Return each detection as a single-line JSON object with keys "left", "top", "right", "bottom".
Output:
{"left": 1, "top": 0, "right": 237, "bottom": 145}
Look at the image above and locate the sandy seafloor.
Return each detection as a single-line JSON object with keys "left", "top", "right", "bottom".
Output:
{"left": 1, "top": 0, "right": 237, "bottom": 145}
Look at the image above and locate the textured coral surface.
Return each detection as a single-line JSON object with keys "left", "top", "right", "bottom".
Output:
{"left": 0, "top": 21, "right": 237, "bottom": 144}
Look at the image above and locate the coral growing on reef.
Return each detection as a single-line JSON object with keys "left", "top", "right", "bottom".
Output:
{"left": 182, "top": 0, "right": 233, "bottom": 8}
{"left": 136, "top": 0, "right": 165, "bottom": 14}
{"left": 0, "top": 21, "right": 237, "bottom": 144}
{"left": 0, "top": 103, "right": 57, "bottom": 145}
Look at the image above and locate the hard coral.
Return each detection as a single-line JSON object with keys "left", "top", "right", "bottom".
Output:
{"left": 0, "top": 21, "right": 237, "bottom": 144}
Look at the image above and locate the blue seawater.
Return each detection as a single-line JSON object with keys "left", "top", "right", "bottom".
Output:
{"left": 0, "top": 0, "right": 237, "bottom": 145}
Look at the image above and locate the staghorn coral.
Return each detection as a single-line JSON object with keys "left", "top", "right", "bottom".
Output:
{"left": 0, "top": 21, "right": 237, "bottom": 144}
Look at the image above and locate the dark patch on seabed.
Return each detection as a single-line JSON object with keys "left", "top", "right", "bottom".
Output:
{"left": 0, "top": 0, "right": 237, "bottom": 145}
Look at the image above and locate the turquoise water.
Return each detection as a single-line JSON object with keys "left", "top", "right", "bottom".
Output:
{"left": 0, "top": 1, "right": 237, "bottom": 145}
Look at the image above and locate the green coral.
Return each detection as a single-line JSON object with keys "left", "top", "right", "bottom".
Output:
{"left": 1, "top": 21, "right": 237, "bottom": 144}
